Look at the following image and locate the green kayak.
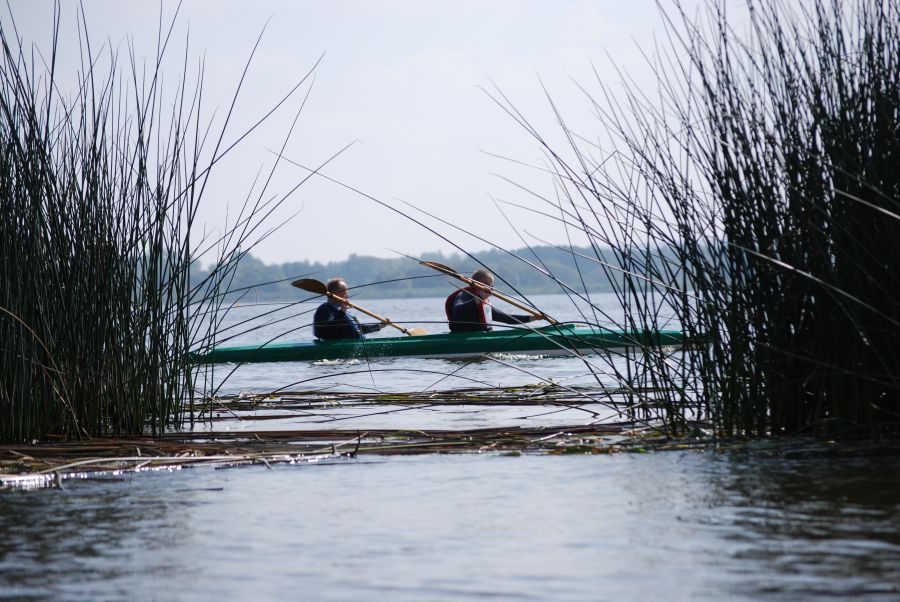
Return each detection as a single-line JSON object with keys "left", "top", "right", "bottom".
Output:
{"left": 195, "top": 326, "right": 686, "bottom": 364}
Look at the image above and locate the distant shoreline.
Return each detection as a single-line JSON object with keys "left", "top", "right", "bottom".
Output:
{"left": 230, "top": 289, "right": 614, "bottom": 304}
{"left": 195, "top": 244, "right": 624, "bottom": 301}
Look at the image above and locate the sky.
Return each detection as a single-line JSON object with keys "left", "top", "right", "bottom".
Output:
{"left": 6, "top": 0, "right": 705, "bottom": 265}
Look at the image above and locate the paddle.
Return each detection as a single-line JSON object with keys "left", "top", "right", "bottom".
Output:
{"left": 419, "top": 261, "right": 560, "bottom": 325}
{"left": 292, "top": 278, "right": 428, "bottom": 336}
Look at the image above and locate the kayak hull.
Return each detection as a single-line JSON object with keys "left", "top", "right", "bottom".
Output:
{"left": 195, "top": 326, "right": 686, "bottom": 364}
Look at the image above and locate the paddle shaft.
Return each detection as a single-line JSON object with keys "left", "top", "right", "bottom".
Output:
{"left": 291, "top": 278, "right": 426, "bottom": 336}
{"left": 327, "top": 292, "right": 417, "bottom": 336}
{"left": 422, "top": 262, "right": 559, "bottom": 324}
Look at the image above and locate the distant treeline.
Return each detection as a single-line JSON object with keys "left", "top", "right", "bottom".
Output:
{"left": 192, "top": 245, "right": 623, "bottom": 300}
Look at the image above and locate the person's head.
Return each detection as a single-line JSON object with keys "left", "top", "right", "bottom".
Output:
{"left": 326, "top": 278, "right": 349, "bottom": 307}
{"left": 471, "top": 269, "right": 494, "bottom": 299}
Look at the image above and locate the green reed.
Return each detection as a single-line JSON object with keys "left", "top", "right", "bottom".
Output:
{"left": 492, "top": 0, "right": 899, "bottom": 437}
{"left": 0, "top": 9, "right": 308, "bottom": 442}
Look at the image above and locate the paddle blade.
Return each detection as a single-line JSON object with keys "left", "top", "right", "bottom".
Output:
{"left": 419, "top": 261, "right": 457, "bottom": 277}
{"left": 291, "top": 278, "right": 328, "bottom": 295}
{"left": 405, "top": 328, "right": 429, "bottom": 336}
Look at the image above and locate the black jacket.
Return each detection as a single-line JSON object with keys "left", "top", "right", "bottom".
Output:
{"left": 444, "top": 287, "right": 534, "bottom": 333}
{"left": 313, "top": 302, "right": 383, "bottom": 340}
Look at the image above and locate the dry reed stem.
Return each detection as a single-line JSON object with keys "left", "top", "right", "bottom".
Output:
{"left": 0, "top": 418, "right": 712, "bottom": 488}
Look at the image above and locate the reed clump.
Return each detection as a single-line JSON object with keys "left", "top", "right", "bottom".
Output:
{"left": 0, "top": 20, "right": 194, "bottom": 441}
{"left": 494, "top": 0, "right": 900, "bottom": 437}
{"left": 0, "top": 10, "right": 304, "bottom": 442}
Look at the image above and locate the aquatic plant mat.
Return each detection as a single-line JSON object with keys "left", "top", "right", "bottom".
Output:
{"left": 0, "top": 386, "right": 711, "bottom": 488}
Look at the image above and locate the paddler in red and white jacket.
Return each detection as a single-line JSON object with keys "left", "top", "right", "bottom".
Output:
{"left": 444, "top": 269, "right": 538, "bottom": 333}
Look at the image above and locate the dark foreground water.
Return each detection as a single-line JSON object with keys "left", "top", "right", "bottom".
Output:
{"left": 2, "top": 450, "right": 898, "bottom": 601}
{"left": 2, "top": 296, "right": 899, "bottom": 600}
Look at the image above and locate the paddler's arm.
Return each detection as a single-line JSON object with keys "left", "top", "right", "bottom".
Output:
{"left": 492, "top": 307, "right": 542, "bottom": 325}
{"left": 360, "top": 322, "right": 386, "bottom": 334}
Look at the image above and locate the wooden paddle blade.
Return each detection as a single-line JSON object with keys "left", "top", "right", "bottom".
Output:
{"left": 291, "top": 278, "right": 328, "bottom": 294}
{"left": 405, "top": 328, "right": 429, "bottom": 336}
{"left": 420, "top": 260, "right": 559, "bottom": 324}
{"left": 419, "top": 261, "right": 458, "bottom": 277}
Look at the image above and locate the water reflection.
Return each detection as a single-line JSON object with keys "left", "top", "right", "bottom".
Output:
{"left": 706, "top": 450, "right": 900, "bottom": 600}
{"left": 0, "top": 474, "right": 199, "bottom": 601}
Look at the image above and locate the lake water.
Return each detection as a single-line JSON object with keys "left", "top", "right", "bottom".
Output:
{"left": 2, "top": 294, "right": 899, "bottom": 601}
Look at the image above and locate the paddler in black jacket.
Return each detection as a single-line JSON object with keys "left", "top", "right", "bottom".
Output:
{"left": 313, "top": 278, "right": 385, "bottom": 340}
{"left": 445, "top": 269, "right": 538, "bottom": 333}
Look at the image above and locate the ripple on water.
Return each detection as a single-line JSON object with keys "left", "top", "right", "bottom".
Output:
{"left": 1, "top": 450, "right": 899, "bottom": 601}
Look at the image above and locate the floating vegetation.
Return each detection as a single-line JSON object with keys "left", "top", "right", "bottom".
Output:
{"left": 197, "top": 384, "right": 686, "bottom": 412}
{"left": 0, "top": 420, "right": 711, "bottom": 490}
{"left": 0, "top": 383, "right": 717, "bottom": 487}
{"left": 189, "top": 383, "right": 704, "bottom": 431}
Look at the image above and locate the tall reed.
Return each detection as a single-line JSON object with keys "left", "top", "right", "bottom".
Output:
{"left": 0, "top": 8, "right": 309, "bottom": 442}
{"left": 490, "top": 0, "right": 900, "bottom": 437}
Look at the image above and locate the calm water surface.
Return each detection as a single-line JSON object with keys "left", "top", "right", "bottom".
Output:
{"left": 1, "top": 295, "right": 898, "bottom": 601}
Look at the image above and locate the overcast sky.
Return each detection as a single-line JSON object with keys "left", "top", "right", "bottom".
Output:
{"left": 8, "top": 0, "right": 705, "bottom": 264}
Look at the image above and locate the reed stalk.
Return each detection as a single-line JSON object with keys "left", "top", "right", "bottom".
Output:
{"left": 492, "top": 0, "right": 900, "bottom": 437}
{"left": 0, "top": 7, "right": 310, "bottom": 442}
